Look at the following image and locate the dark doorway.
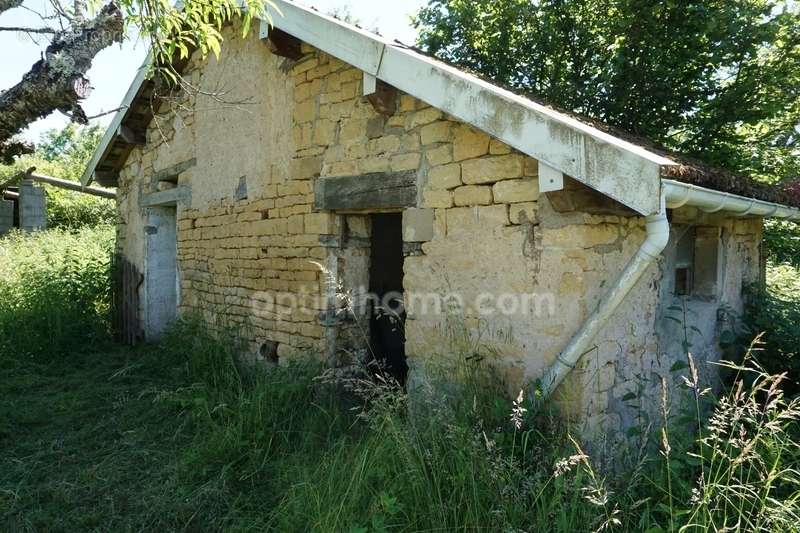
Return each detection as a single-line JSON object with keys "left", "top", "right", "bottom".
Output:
{"left": 368, "top": 213, "right": 407, "bottom": 385}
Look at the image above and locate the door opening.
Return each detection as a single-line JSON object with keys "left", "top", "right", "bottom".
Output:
{"left": 368, "top": 213, "right": 407, "bottom": 385}
{"left": 144, "top": 206, "right": 178, "bottom": 340}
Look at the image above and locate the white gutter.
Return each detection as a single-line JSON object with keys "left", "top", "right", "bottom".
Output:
{"left": 663, "top": 179, "right": 800, "bottom": 221}
{"left": 540, "top": 180, "right": 799, "bottom": 397}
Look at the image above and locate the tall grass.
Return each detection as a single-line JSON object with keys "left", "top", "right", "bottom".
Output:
{"left": 0, "top": 227, "right": 113, "bottom": 359}
{"left": 1, "top": 228, "right": 799, "bottom": 531}
{"left": 153, "top": 317, "right": 611, "bottom": 532}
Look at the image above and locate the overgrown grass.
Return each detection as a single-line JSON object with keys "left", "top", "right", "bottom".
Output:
{"left": 2, "top": 316, "right": 799, "bottom": 531}
{"left": 0, "top": 227, "right": 114, "bottom": 359}
{"left": 1, "top": 229, "right": 799, "bottom": 531}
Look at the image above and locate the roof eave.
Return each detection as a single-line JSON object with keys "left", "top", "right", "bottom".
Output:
{"left": 86, "top": 0, "right": 796, "bottom": 220}
{"left": 81, "top": 57, "right": 151, "bottom": 186}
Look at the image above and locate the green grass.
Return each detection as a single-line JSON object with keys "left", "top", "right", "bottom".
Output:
{"left": 2, "top": 229, "right": 800, "bottom": 532}
{"left": 3, "top": 320, "right": 799, "bottom": 532}
{"left": 0, "top": 227, "right": 114, "bottom": 359}
{"left": 0, "top": 321, "right": 605, "bottom": 532}
{"left": 0, "top": 347, "right": 190, "bottom": 531}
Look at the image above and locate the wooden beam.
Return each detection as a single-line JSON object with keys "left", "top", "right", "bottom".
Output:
{"left": 141, "top": 185, "right": 190, "bottom": 208}
{"left": 118, "top": 124, "right": 145, "bottom": 145}
{"left": 363, "top": 72, "right": 377, "bottom": 95}
{"left": 263, "top": 27, "right": 303, "bottom": 60}
{"left": 151, "top": 158, "right": 196, "bottom": 183}
{"left": 315, "top": 171, "right": 416, "bottom": 210}
{"left": 30, "top": 173, "right": 116, "bottom": 198}
{"left": 94, "top": 170, "right": 119, "bottom": 187}
{"left": 366, "top": 80, "right": 397, "bottom": 116}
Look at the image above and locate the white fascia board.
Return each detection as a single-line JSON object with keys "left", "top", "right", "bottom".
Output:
{"left": 270, "top": 0, "right": 385, "bottom": 75}
{"left": 269, "top": 0, "right": 676, "bottom": 215}
{"left": 81, "top": 56, "right": 151, "bottom": 186}
{"left": 539, "top": 162, "right": 564, "bottom": 192}
{"left": 377, "top": 45, "right": 673, "bottom": 215}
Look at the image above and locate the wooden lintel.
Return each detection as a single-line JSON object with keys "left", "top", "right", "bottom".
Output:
{"left": 141, "top": 185, "right": 191, "bottom": 208}
{"left": 366, "top": 80, "right": 398, "bottom": 116}
{"left": 151, "top": 158, "right": 197, "bottom": 183}
{"left": 315, "top": 170, "right": 416, "bottom": 211}
{"left": 266, "top": 28, "right": 303, "bottom": 60}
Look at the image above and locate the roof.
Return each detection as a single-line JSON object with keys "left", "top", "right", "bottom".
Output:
{"left": 82, "top": 0, "right": 797, "bottom": 217}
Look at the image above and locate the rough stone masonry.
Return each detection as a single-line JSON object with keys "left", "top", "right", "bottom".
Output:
{"left": 114, "top": 23, "right": 763, "bottom": 452}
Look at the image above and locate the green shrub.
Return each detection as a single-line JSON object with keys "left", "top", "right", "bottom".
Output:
{"left": 764, "top": 220, "right": 800, "bottom": 268}
{"left": 0, "top": 124, "right": 115, "bottom": 229}
{"left": 0, "top": 227, "right": 114, "bottom": 359}
{"left": 45, "top": 187, "right": 116, "bottom": 229}
{"left": 744, "top": 263, "right": 800, "bottom": 387}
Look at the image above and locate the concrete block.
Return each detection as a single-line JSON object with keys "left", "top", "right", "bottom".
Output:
{"left": 19, "top": 180, "right": 46, "bottom": 232}
{"left": 403, "top": 208, "right": 434, "bottom": 242}
{"left": 0, "top": 199, "right": 13, "bottom": 236}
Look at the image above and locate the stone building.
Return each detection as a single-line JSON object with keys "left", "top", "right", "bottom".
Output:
{"left": 82, "top": 1, "right": 799, "bottom": 445}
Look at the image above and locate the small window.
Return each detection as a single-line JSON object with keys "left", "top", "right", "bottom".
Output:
{"left": 675, "top": 266, "right": 692, "bottom": 296}
{"left": 674, "top": 227, "right": 695, "bottom": 296}
{"left": 673, "top": 226, "right": 721, "bottom": 298}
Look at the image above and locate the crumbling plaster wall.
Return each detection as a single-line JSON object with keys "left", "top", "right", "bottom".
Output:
{"left": 113, "top": 26, "right": 763, "bottom": 441}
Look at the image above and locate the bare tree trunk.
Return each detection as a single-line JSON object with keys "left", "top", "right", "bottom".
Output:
{"left": 0, "top": 0, "right": 23, "bottom": 13}
{"left": 0, "top": 3, "right": 123, "bottom": 163}
{"left": 74, "top": 0, "right": 86, "bottom": 23}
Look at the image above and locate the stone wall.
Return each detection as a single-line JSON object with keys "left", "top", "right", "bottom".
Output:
{"left": 115, "top": 24, "right": 763, "bottom": 447}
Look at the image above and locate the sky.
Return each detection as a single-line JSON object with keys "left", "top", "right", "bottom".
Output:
{"left": 0, "top": 0, "right": 426, "bottom": 143}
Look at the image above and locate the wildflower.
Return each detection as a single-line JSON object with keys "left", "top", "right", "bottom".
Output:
{"left": 553, "top": 453, "right": 588, "bottom": 477}
{"left": 510, "top": 389, "right": 527, "bottom": 430}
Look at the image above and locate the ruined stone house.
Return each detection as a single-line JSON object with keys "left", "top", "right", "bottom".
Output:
{"left": 82, "top": 0, "right": 800, "bottom": 445}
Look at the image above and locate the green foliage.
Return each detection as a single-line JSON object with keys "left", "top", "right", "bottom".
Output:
{"left": 102, "top": 0, "right": 276, "bottom": 84}
{"left": 744, "top": 263, "right": 800, "bottom": 387}
{"left": 2, "top": 315, "right": 799, "bottom": 531}
{"left": 414, "top": 0, "right": 800, "bottom": 185}
{"left": 765, "top": 219, "right": 800, "bottom": 267}
{"left": 0, "top": 124, "right": 115, "bottom": 229}
{"left": 1, "top": 124, "right": 102, "bottom": 181}
{"left": 0, "top": 227, "right": 114, "bottom": 359}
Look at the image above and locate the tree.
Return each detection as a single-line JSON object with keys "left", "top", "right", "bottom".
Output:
{"left": 1, "top": 124, "right": 115, "bottom": 228}
{"left": 0, "top": 0, "right": 274, "bottom": 162}
{"left": 413, "top": 0, "right": 800, "bottom": 185}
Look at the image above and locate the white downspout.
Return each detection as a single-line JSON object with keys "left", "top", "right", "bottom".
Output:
{"left": 539, "top": 191, "right": 670, "bottom": 397}
{"left": 539, "top": 179, "right": 799, "bottom": 397}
